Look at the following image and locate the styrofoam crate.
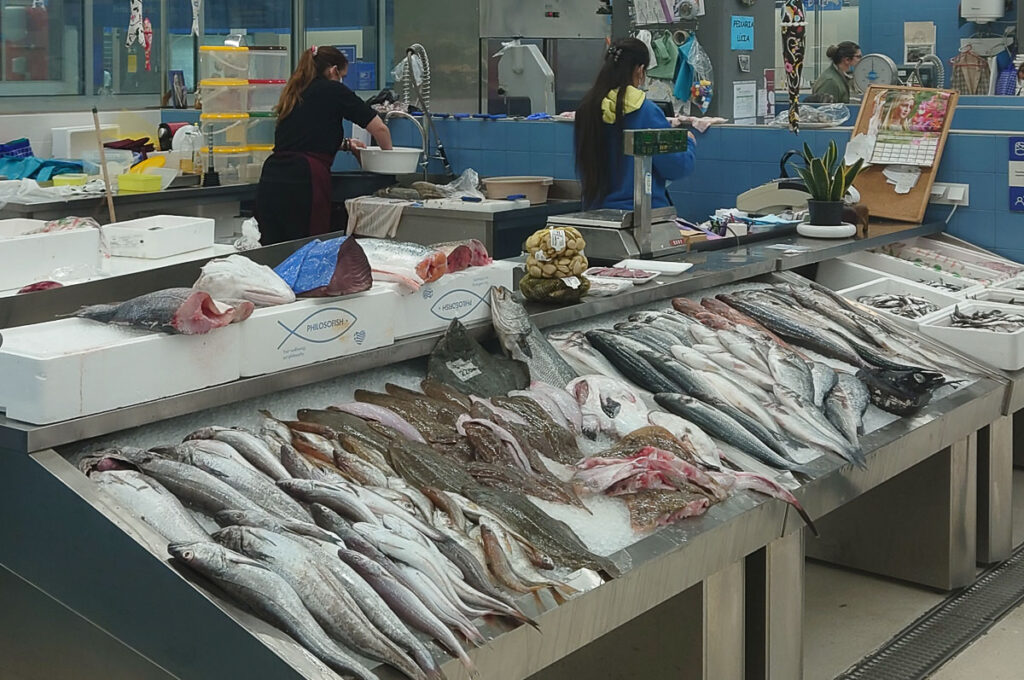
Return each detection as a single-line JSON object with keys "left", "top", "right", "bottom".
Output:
{"left": 103, "top": 215, "right": 215, "bottom": 259}
{"left": 877, "top": 237, "right": 1024, "bottom": 281}
{"left": 967, "top": 288, "right": 1024, "bottom": 307}
{"left": 838, "top": 277, "right": 960, "bottom": 330}
{"left": 51, "top": 124, "right": 121, "bottom": 159}
{"left": 0, "top": 319, "right": 241, "bottom": 424}
{"left": 813, "top": 258, "right": 887, "bottom": 291}
{"left": 380, "top": 261, "right": 515, "bottom": 339}
{"left": 239, "top": 287, "right": 398, "bottom": 377}
{"left": 919, "top": 301, "right": 1024, "bottom": 371}
{"left": 841, "top": 251, "right": 984, "bottom": 297}
{"left": 0, "top": 219, "right": 101, "bottom": 291}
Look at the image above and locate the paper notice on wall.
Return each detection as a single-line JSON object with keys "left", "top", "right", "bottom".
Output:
{"left": 192, "top": 0, "right": 201, "bottom": 36}
{"left": 733, "top": 80, "right": 757, "bottom": 124}
{"left": 904, "top": 21, "right": 936, "bottom": 62}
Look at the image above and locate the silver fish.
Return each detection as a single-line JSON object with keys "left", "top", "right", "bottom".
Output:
{"left": 810, "top": 363, "right": 839, "bottom": 408}
{"left": 91, "top": 470, "right": 209, "bottom": 543}
{"left": 168, "top": 541, "right": 378, "bottom": 680}
{"left": 185, "top": 426, "right": 291, "bottom": 481}
{"left": 767, "top": 344, "right": 815, "bottom": 404}
{"left": 277, "top": 479, "right": 380, "bottom": 526}
{"left": 213, "top": 526, "right": 428, "bottom": 680}
{"left": 491, "top": 286, "right": 578, "bottom": 388}
{"left": 547, "top": 330, "right": 629, "bottom": 381}
{"left": 213, "top": 508, "right": 340, "bottom": 544}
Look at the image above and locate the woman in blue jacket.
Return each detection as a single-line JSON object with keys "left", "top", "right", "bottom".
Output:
{"left": 574, "top": 37, "right": 696, "bottom": 210}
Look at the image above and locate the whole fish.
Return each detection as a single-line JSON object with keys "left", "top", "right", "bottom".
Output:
{"left": 357, "top": 238, "right": 447, "bottom": 289}
{"left": 647, "top": 412, "right": 724, "bottom": 469}
{"left": 193, "top": 254, "right": 296, "bottom": 307}
{"left": 567, "top": 374, "right": 650, "bottom": 438}
{"left": 354, "top": 390, "right": 460, "bottom": 445}
{"left": 213, "top": 526, "right": 428, "bottom": 680}
{"left": 717, "top": 330, "right": 773, "bottom": 375}
{"left": 613, "top": 323, "right": 680, "bottom": 354}
{"left": 168, "top": 541, "right": 378, "bottom": 680}
{"left": 461, "top": 484, "right": 620, "bottom": 576}
{"left": 824, "top": 375, "right": 869, "bottom": 449}
{"left": 490, "top": 286, "right": 578, "bottom": 388}
{"left": 329, "top": 402, "right": 427, "bottom": 443}
{"left": 277, "top": 479, "right": 380, "bottom": 525}
{"left": 427, "top": 318, "right": 530, "bottom": 398}
{"left": 492, "top": 394, "right": 581, "bottom": 463}
{"left": 479, "top": 519, "right": 547, "bottom": 593}
{"left": 856, "top": 368, "right": 942, "bottom": 416}
{"left": 419, "top": 378, "right": 473, "bottom": 412}
{"left": 767, "top": 345, "right": 815, "bottom": 404}
{"left": 387, "top": 438, "right": 479, "bottom": 495}
{"left": 547, "top": 331, "right": 630, "bottom": 381}
{"left": 76, "top": 288, "right": 248, "bottom": 335}
{"left": 672, "top": 344, "right": 775, "bottom": 393}
{"left": 184, "top": 426, "right": 291, "bottom": 481}
{"left": 467, "top": 460, "right": 585, "bottom": 508}
{"left": 82, "top": 448, "right": 269, "bottom": 517}
{"left": 526, "top": 380, "right": 586, "bottom": 434}
{"left": 623, "top": 489, "right": 712, "bottom": 531}
{"left": 810, "top": 363, "right": 839, "bottom": 408}
{"left": 700, "top": 297, "right": 796, "bottom": 351}
{"left": 151, "top": 443, "right": 311, "bottom": 522}
{"left": 772, "top": 385, "right": 865, "bottom": 467}
{"left": 338, "top": 547, "right": 478, "bottom": 674}
{"left": 213, "top": 508, "right": 340, "bottom": 544}
{"left": 90, "top": 470, "right": 209, "bottom": 543}
{"left": 654, "top": 394, "right": 805, "bottom": 473}
{"left": 585, "top": 330, "right": 678, "bottom": 394}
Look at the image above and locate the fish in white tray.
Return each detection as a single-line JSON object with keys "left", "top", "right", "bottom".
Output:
{"left": 168, "top": 540, "right": 379, "bottom": 680}
{"left": 75, "top": 288, "right": 252, "bottom": 335}
{"left": 356, "top": 238, "right": 447, "bottom": 291}
{"left": 490, "top": 285, "right": 579, "bottom": 388}
{"left": 193, "top": 254, "right": 296, "bottom": 307}
{"left": 90, "top": 469, "right": 210, "bottom": 544}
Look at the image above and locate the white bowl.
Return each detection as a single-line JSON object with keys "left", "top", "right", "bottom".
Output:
{"left": 359, "top": 147, "right": 422, "bottom": 174}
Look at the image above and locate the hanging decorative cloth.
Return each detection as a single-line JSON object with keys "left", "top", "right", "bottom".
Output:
{"left": 780, "top": 0, "right": 806, "bottom": 133}
{"left": 191, "top": 0, "right": 201, "bottom": 37}
{"left": 142, "top": 17, "right": 153, "bottom": 71}
{"left": 125, "top": 0, "right": 145, "bottom": 49}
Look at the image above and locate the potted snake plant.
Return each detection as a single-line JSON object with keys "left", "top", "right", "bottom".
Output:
{"left": 793, "top": 140, "right": 865, "bottom": 226}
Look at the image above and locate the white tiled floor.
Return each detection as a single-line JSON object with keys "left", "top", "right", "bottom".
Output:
{"left": 805, "top": 469, "right": 1024, "bottom": 680}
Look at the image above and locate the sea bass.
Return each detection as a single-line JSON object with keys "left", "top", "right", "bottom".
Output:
{"left": 357, "top": 238, "right": 447, "bottom": 290}
{"left": 76, "top": 288, "right": 251, "bottom": 335}
{"left": 193, "top": 254, "right": 295, "bottom": 307}
{"left": 491, "top": 286, "right": 578, "bottom": 388}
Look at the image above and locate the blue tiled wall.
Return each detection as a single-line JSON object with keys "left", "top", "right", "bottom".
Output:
{"left": 859, "top": 0, "right": 1018, "bottom": 70}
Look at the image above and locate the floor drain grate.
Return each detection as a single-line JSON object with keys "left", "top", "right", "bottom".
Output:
{"left": 835, "top": 543, "right": 1024, "bottom": 680}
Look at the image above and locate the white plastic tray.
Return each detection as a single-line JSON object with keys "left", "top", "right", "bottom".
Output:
{"left": 841, "top": 251, "right": 984, "bottom": 297}
{"left": 103, "top": 215, "right": 215, "bottom": 259}
{"left": 584, "top": 266, "right": 659, "bottom": 285}
{"left": 838, "top": 277, "right": 960, "bottom": 330}
{"left": 614, "top": 259, "right": 693, "bottom": 275}
{"left": 814, "top": 258, "right": 886, "bottom": 291}
{"left": 877, "top": 237, "right": 1024, "bottom": 280}
{"left": 919, "top": 301, "right": 1024, "bottom": 371}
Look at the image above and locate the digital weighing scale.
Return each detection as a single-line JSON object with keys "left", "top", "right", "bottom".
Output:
{"left": 545, "top": 128, "right": 691, "bottom": 262}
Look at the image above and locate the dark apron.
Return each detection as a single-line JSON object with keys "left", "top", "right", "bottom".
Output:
{"left": 255, "top": 151, "right": 334, "bottom": 245}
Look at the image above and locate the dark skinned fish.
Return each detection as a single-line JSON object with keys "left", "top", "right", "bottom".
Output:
{"left": 427, "top": 318, "right": 529, "bottom": 397}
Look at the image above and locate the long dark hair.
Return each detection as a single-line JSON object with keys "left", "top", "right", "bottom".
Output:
{"left": 575, "top": 38, "right": 651, "bottom": 209}
{"left": 277, "top": 45, "right": 349, "bottom": 121}
{"left": 826, "top": 41, "right": 860, "bottom": 65}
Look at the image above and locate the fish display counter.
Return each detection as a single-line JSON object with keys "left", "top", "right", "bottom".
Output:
{"left": 0, "top": 221, "right": 1014, "bottom": 680}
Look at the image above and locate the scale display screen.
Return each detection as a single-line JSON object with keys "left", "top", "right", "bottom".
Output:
{"left": 624, "top": 128, "right": 689, "bottom": 156}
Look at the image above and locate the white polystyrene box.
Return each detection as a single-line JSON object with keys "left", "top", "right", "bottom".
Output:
{"left": 239, "top": 287, "right": 398, "bottom": 377}
{"left": 837, "top": 277, "right": 960, "bottom": 331}
{"left": 0, "top": 319, "right": 241, "bottom": 425}
{"left": 382, "top": 261, "right": 516, "bottom": 339}
{"left": 919, "top": 301, "right": 1024, "bottom": 371}
{"left": 813, "top": 258, "right": 887, "bottom": 291}
{"left": 103, "top": 215, "right": 215, "bottom": 259}
{"left": 877, "top": 236, "right": 1024, "bottom": 281}
{"left": 840, "top": 251, "right": 984, "bottom": 297}
{"left": 0, "top": 219, "right": 101, "bottom": 291}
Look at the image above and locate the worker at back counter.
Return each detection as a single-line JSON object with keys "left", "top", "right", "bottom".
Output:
{"left": 809, "top": 41, "right": 862, "bottom": 104}
{"left": 574, "top": 37, "right": 696, "bottom": 211}
{"left": 255, "top": 45, "right": 393, "bottom": 245}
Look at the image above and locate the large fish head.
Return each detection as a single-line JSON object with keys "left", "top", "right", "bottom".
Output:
{"left": 600, "top": 395, "right": 622, "bottom": 419}
{"left": 490, "top": 286, "right": 531, "bottom": 342}
{"left": 168, "top": 540, "right": 268, "bottom": 577}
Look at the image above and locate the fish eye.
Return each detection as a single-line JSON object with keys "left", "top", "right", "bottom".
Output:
{"left": 182, "top": 550, "right": 194, "bottom": 560}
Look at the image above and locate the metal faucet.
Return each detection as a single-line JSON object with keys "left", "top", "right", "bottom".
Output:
{"left": 385, "top": 110, "right": 428, "bottom": 179}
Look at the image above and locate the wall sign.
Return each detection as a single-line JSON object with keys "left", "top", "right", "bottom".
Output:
{"left": 1010, "top": 137, "right": 1024, "bottom": 212}
{"left": 731, "top": 16, "right": 754, "bottom": 51}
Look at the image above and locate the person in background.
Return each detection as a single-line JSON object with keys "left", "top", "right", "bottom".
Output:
{"left": 574, "top": 37, "right": 696, "bottom": 211}
{"left": 1016, "top": 64, "right": 1024, "bottom": 96}
{"left": 810, "top": 41, "right": 862, "bottom": 104}
{"left": 255, "top": 45, "right": 393, "bottom": 245}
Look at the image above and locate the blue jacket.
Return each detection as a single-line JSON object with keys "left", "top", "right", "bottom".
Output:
{"left": 600, "top": 98, "right": 696, "bottom": 210}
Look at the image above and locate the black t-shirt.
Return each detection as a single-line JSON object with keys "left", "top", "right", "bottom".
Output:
{"left": 273, "top": 77, "right": 377, "bottom": 154}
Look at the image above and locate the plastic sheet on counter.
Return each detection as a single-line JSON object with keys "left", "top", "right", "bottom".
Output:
{"left": 770, "top": 103, "right": 850, "bottom": 128}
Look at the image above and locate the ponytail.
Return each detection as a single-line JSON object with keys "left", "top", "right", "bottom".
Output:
{"left": 276, "top": 45, "right": 349, "bottom": 121}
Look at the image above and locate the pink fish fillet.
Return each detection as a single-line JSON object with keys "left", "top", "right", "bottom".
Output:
{"left": 357, "top": 238, "right": 448, "bottom": 291}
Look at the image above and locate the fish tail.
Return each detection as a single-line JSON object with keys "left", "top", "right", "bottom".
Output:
{"left": 327, "top": 236, "right": 374, "bottom": 295}
{"left": 74, "top": 302, "right": 119, "bottom": 323}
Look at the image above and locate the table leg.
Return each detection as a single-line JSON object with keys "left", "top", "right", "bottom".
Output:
{"left": 977, "top": 416, "right": 1013, "bottom": 564}
{"left": 746, "top": 530, "right": 804, "bottom": 680}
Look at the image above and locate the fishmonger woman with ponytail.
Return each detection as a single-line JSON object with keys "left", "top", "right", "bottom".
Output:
{"left": 255, "top": 45, "right": 393, "bottom": 244}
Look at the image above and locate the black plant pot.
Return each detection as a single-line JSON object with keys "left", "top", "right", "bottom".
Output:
{"left": 806, "top": 200, "right": 845, "bottom": 226}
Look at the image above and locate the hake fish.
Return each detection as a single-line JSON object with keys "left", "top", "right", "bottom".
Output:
{"left": 90, "top": 470, "right": 210, "bottom": 544}
{"left": 168, "top": 541, "right": 379, "bottom": 680}
{"left": 490, "top": 286, "right": 578, "bottom": 388}
{"left": 184, "top": 426, "right": 291, "bottom": 481}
